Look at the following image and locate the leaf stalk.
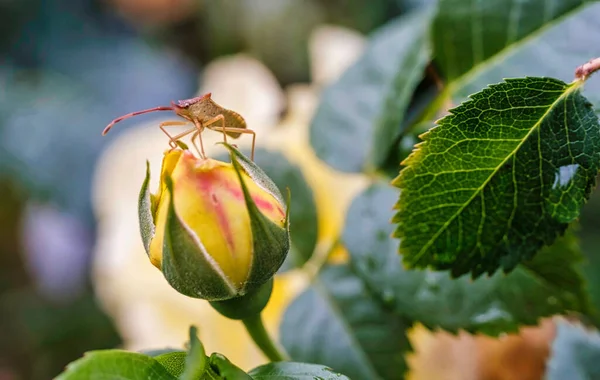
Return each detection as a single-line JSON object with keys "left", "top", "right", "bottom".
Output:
{"left": 242, "top": 314, "right": 289, "bottom": 362}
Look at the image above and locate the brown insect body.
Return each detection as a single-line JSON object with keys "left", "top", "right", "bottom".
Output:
{"left": 174, "top": 94, "right": 246, "bottom": 138}
{"left": 102, "top": 93, "right": 256, "bottom": 159}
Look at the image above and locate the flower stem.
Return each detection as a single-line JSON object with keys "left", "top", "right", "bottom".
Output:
{"left": 242, "top": 314, "right": 289, "bottom": 362}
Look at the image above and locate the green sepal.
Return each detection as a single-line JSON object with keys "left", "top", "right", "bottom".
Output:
{"left": 225, "top": 144, "right": 290, "bottom": 293}
{"left": 210, "top": 278, "right": 274, "bottom": 320}
{"left": 161, "top": 175, "right": 239, "bottom": 301}
{"left": 138, "top": 160, "right": 155, "bottom": 255}
{"left": 175, "top": 140, "right": 190, "bottom": 150}
{"left": 208, "top": 353, "right": 253, "bottom": 380}
{"left": 219, "top": 143, "right": 285, "bottom": 207}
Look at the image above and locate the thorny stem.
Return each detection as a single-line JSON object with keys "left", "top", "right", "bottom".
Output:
{"left": 242, "top": 314, "right": 289, "bottom": 362}
{"left": 575, "top": 57, "right": 600, "bottom": 81}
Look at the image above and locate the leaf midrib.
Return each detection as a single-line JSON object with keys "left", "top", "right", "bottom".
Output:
{"left": 409, "top": 80, "right": 582, "bottom": 263}
{"left": 449, "top": 0, "right": 589, "bottom": 92}
{"left": 313, "top": 278, "right": 382, "bottom": 380}
{"left": 414, "top": 0, "right": 589, "bottom": 130}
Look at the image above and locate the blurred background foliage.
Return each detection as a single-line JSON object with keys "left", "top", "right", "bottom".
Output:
{"left": 0, "top": 1, "right": 413, "bottom": 379}
{"left": 1, "top": 0, "right": 599, "bottom": 379}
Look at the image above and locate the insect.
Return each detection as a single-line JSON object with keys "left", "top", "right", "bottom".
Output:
{"left": 102, "top": 93, "right": 256, "bottom": 159}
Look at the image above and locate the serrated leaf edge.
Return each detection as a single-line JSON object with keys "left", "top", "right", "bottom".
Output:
{"left": 392, "top": 77, "right": 582, "bottom": 266}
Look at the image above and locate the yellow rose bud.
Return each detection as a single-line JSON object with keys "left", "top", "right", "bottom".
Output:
{"left": 138, "top": 143, "right": 290, "bottom": 301}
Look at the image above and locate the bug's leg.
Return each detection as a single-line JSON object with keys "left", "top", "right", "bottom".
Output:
{"left": 202, "top": 115, "right": 228, "bottom": 144}
{"left": 190, "top": 131, "right": 202, "bottom": 157}
{"left": 191, "top": 121, "right": 206, "bottom": 158}
{"left": 206, "top": 126, "right": 256, "bottom": 160}
{"left": 159, "top": 120, "right": 193, "bottom": 149}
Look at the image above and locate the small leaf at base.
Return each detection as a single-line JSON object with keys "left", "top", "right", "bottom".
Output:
{"left": 180, "top": 326, "right": 207, "bottom": 380}
{"left": 55, "top": 350, "right": 178, "bottom": 380}
{"left": 249, "top": 362, "right": 350, "bottom": 379}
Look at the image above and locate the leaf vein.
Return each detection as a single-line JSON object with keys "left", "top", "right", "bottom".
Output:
{"left": 408, "top": 81, "right": 580, "bottom": 264}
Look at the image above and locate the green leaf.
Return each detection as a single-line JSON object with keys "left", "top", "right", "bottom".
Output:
{"left": 55, "top": 350, "right": 178, "bottom": 380}
{"left": 431, "top": 0, "right": 600, "bottom": 110}
{"left": 143, "top": 349, "right": 185, "bottom": 357}
{"left": 393, "top": 77, "right": 600, "bottom": 277}
{"left": 155, "top": 352, "right": 187, "bottom": 377}
{"left": 346, "top": 183, "right": 591, "bottom": 335}
{"left": 248, "top": 362, "right": 350, "bottom": 379}
{"left": 208, "top": 353, "right": 253, "bottom": 380}
{"left": 252, "top": 148, "right": 318, "bottom": 270}
{"left": 309, "top": 6, "right": 434, "bottom": 173}
{"left": 180, "top": 326, "right": 207, "bottom": 380}
{"left": 546, "top": 322, "right": 600, "bottom": 380}
{"left": 280, "top": 265, "right": 411, "bottom": 380}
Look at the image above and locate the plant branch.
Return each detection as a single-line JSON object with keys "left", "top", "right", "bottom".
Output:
{"left": 242, "top": 314, "right": 289, "bottom": 362}
{"left": 575, "top": 57, "right": 600, "bottom": 81}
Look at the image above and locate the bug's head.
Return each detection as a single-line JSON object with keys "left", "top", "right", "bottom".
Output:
{"left": 173, "top": 93, "right": 212, "bottom": 109}
{"left": 170, "top": 93, "right": 212, "bottom": 121}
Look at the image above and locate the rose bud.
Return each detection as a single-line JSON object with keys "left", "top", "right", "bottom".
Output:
{"left": 138, "top": 143, "right": 290, "bottom": 301}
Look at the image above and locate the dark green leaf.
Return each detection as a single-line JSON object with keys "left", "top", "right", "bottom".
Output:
{"left": 55, "top": 350, "right": 178, "bottom": 380}
{"left": 547, "top": 322, "right": 600, "bottom": 380}
{"left": 252, "top": 148, "right": 318, "bottom": 270}
{"left": 280, "top": 265, "right": 411, "bottom": 380}
{"left": 310, "top": 6, "right": 434, "bottom": 173}
{"left": 248, "top": 362, "right": 350, "bottom": 379}
{"left": 180, "top": 326, "right": 207, "bottom": 380}
{"left": 346, "top": 183, "right": 591, "bottom": 335}
{"left": 393, "top": 77, "right": 600, "bottom": 277}
{"left": 431, "top": 0, "right": 600, "bottom": 109}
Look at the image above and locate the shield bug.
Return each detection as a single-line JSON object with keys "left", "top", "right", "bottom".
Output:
{"left": 102, "top": 93, "right": 256, "bottom": 159}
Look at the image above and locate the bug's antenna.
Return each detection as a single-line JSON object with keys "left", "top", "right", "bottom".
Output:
{"left": 102, "top": 106, "right": 174, "bottom": 135}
